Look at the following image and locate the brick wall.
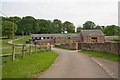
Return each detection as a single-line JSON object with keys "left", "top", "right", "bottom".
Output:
{"left": 56, "top": 42, "right": 120, "bottom": 55}
{"left": 79, "top": 42, "right": 120, "bottom": 55}
{"left": 55, "top": 43, "right": 77, "bottom": 50}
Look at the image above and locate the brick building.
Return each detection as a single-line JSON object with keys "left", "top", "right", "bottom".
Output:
{"left": 31, "top": 30, "right": 105, "bottom": 45}
{"left": 31, "top": 34, "right": 79, "bottom": 45}
{"left": 79, "top": 30, "right": 105, "bottom": 43}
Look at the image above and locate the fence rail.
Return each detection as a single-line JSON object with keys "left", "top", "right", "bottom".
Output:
{"left": 1, "top": 44, "right": 51, "bottom": 61}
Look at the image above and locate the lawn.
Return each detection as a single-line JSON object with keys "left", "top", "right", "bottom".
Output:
{"left": 1, "top": 35, "right": 32, "bottom": 55}
{"left": 2, "top": 50, "right": 58, "bottom": 78}
{"left": 80, "top": 50, "right": 120, "bottom": 61}
{"left": 14, "top": 35, "right": 32, "bottom": 44}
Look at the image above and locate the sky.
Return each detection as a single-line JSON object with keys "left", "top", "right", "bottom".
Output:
{"left": 0, "top": 0, "right": 119, "bottom": 28}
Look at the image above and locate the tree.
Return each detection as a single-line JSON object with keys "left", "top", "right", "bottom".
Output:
{"left": 103, "top": 25, "right": 119, "bottom": 36}
{"left": 37, "top": 19, "right": 52, "bottom": 34}
{"left": 77, "top": 26, "right": 82, "bottom": 33}
{"left": 9, "top": 16, "right": 21, "bottom": 24}
{"left": 2, "top": 21, "right": 17, "bottom": 39}
{"left": 52, "top": 19, "right": 63, "bottom": 33}
{"left": 63, "top": 21, "right": 75, "bottom": 33}
{"left": 17, "top": 16, "right": 39, "bottom": 35}
{"left": 95, "top": 25, "right": 102, "bottom": 30}
{"left": 83, "top": 21, "right": 96, "bottom": 29}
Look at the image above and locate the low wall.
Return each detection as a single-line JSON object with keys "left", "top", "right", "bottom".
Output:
{"left": 55, "top": 42, "right": 120, "bottom": 55}
{"left": 80, "top": 42, "right": 120, "bottom": 55}
{"left": 55, "top": 43, "right": 76, "bottom": 50}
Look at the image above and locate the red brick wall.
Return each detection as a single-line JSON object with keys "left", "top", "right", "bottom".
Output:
{"left": 80, "top": 42, "right": 120, "bottom": 55}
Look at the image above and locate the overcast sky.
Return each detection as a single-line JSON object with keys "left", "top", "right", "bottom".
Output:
{"left": 0, "top": 0, "right": 119, "bottom": 28}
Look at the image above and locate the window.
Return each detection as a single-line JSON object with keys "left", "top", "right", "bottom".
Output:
{"left": 35, "top": 37, "right": 37, "bottom": 40}
{"left": 47, "top": 37, "right": 50, "bottom": 39}
{"left": 91, "top": 37, "right": 97, "bottom": 42}
{"left": 41, "top": 37, "right": 43, "bottom": 40}
{"left": 43, "top": 37, "right": 46, "bottom": 39}
{"left": 39, "top": 37, "right": 41, "bottom": 40}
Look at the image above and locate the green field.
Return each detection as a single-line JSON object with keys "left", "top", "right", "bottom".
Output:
{"left": 1, "top": 35, "right": 32, "bottom": 54}
{"left": 14, "top": 35, "right": 31, "bottom": 44}
{"left": 80, "top": 50, "right": 120, "bottom": 61}
{"left": 2, "top": 50, "right": 58, "bottom": 78}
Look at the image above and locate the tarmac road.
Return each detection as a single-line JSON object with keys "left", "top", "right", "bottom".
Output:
{"left": 38, "top": 48, "right": 111, "bottom": 78}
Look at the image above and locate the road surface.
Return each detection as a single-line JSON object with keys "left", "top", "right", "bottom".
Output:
{"left": 38, "top": 48, "right": 111, "bottom": 78}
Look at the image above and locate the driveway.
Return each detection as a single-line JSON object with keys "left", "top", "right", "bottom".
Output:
{"left": 38, "top": 48, "right": 111, "bottom": 78}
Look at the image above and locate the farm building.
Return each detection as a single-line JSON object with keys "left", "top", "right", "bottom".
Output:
{"left": 79, "top": 30, "right": 105, "bottom": 43}
{"left": 31, "top": 34, "right": 80, "bottom": 45}
{"left": 31, "top": 30, "right": 106, "bottom": 45}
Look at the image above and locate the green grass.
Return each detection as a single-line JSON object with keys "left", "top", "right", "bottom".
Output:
{"left": 80, "top": 50, "right": 120, "bottom": 61}
{"left": 1, "top": 39, "right": 11, "bottom": 48}
{"left": 14, "top": 35, "right": 31, "bottom": 44}
{"left": 2, "top": 50, "right": 58, "bottom": 78}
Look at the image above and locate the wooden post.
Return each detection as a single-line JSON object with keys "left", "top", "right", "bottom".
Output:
{"left": 22, "top": 45, "right": 25, "bottom": 58}
{"left": 39, "top": 45, "right": 41, "bottom": 52}
{"left": 12, "top": 44, "right": 15, "bottom": 61}
{"left": 35, "top": 45, "right": 37, "bottom": 53}
{"left": 29, "top": 46, "right": 32, "bottom": 55}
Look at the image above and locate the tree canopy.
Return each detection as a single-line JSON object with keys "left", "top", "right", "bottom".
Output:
{"left": 83, "top": 21, "right": 96, "bottom": 29}
{"left": 63, "top": 21, "right": 75, "bottom": 33}
{"left": 1, "top": 16, "right": 120, "bottom": 37}
{"left": 2, "top": 21, "right": 17, "bottom": 39}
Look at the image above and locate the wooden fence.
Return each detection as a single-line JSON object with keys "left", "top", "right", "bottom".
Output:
{"left": 2, "top": 44, "right": 51, "bottom": 61}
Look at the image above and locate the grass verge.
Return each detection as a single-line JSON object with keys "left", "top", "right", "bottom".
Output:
{"left": 80, "top": 50, "right": 120, "bottom": 61}
{"left": 2, "top": 50, "right": 58, "bottom": 78}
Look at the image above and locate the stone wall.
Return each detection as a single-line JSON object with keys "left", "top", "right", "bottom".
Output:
{"left": 56, "top": 42, "right": 120, "bottom": 55}
{"left": 55, "top": 43, "right": 77, "bottom": 50}
{"left": 80, "top": 42, "right": 120, "bottom": 55}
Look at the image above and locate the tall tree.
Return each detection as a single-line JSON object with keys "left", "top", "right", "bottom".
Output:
{"left": 77, "top": 26, "right": 82, "bottom": 33}
{"left": 37, "top": 19, "right": 52, "bottom": 34}
{"left": 52, "top": 19, "right": 63, "bottom": 33}
{"left": 83, "top": 21, "right": 96, "bottom": 29}
{"left": 2, "top": 21, "right": 17, "bottom": 39}
{"left": 17, "top": 16, "right": 39, "bottom": 35}
{"left": 9, "top": 16, "right": 21, "bottom": 24}
{"left": 63, "top": 21, "right": 75, "bottom": 33}
{"left": 103, "top": 25, "right": 119, "bottom": 36}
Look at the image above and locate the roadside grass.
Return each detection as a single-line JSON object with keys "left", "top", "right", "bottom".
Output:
{"left": 80, "top": 50, "right": 120, "bottom": 61}
{"left": 2, "top": 50, "right": 58, "bottom": 78}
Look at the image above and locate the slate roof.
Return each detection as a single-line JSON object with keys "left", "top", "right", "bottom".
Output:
{"left": 31, "top": 34, "right": 79, "bottom": 38}
{"left": 81, "top": 30, "right": 104, "bottom": 36}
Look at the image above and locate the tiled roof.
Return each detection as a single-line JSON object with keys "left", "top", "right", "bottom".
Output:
{"left": 81, "top": 30, "right": 104, "bottom": 36}
{"left": 31, "top": 34, "right": 79, "bottom": 38}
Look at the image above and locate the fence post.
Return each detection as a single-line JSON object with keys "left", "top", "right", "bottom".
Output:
{"left": 39, "top": 45, "right": 41, "bottom": 52}
{"left": 22, "top": 45, "right": 25, "bottom": 58}
{"left": 29, "top": 46, "right": 32, "bottom": 55}
{"left": 12, "top": 44, "right": 15, "bottom": 61}
{"left": 35, "top": 45, "right": 37, "bottom": 53}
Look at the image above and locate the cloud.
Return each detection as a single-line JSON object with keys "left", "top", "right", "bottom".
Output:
{"left": 1, "top": 0, "right": 118, "bottom": 27}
